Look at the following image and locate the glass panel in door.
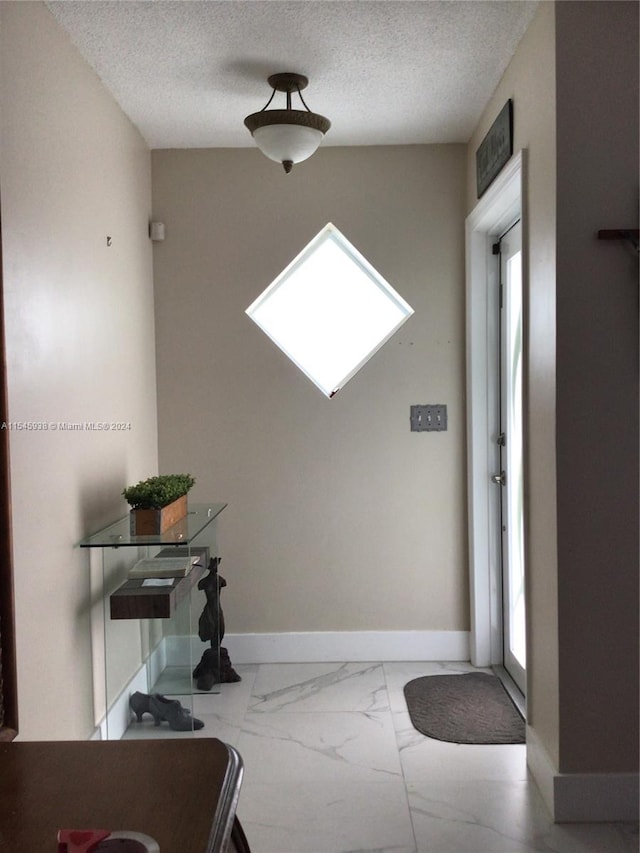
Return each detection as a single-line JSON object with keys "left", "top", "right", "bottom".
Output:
{"left": 499, "top": 220, "right": 526, "bottom": 694}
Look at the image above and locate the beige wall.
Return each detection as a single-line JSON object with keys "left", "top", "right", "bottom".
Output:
{"left": 466, "top": 1, "right": 559, "bottom": 763}
{"left": 152, "top": 145, "right": 468, "bottom": 637}
{"left": 0, "top": 2, "right": 158, "bottom": 739}
{"left": 555, "top": 0, "right": 638, "bottom": 774}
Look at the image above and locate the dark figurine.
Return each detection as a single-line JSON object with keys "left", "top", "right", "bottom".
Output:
{"left": 193, "top": 557, "right": 241, "bottom": 689}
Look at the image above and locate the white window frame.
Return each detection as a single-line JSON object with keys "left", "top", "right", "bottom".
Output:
{"left": 246, "top": 222, "right": 414, "bottom": 398}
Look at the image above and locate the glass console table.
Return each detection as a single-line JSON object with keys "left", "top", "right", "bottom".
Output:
{"left": 81, "top": 502, "right": 227, "bottom": 740}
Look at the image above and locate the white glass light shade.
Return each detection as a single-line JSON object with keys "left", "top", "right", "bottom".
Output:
{"left": 252, "top": 123, "right": 324, "bottom": 165}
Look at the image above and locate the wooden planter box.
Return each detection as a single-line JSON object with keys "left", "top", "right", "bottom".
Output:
{"left": 129, "top": 494, "right": 188, "bottom": 536}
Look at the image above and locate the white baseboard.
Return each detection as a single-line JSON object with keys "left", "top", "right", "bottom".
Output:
{"left": 167, "top": 631, "right": 469, "bottom": 665}
{"left": 527, "top": 725, "right": 639, "bottom": 822}
{"left": 554, "top": 772, "right": 639, "bottom": 823}
{"left": 526, "top": 725, "right": 559, "bottom": 817}
{"left": 223, "top": 630, "right": 470, "bottom": 663}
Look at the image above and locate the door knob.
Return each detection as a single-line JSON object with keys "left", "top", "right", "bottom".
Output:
{"left": 491, "top": 471, "right": 506, "bottom": 486}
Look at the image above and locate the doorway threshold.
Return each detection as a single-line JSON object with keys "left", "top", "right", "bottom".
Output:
{"left": 492, "top": 664, "right": 526, "bottom": 720}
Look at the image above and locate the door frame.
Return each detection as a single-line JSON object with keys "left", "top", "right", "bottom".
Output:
{"left": 465, "top": 151, "right": 525, "bottom": 667}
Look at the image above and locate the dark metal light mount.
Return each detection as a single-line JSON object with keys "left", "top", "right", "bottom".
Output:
{"left": 265, "top": 72, "right": 312, "bottom": 108}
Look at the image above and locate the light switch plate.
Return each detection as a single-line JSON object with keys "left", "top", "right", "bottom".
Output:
{"left": 410, "top": 404, "right": 448, "bottom": 432}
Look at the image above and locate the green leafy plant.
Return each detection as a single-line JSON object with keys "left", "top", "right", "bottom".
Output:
{"left": 122, "top": 474, "right": 196, "bottom": 510}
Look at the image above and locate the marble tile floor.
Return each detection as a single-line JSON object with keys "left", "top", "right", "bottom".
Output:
{"left": 124, "top": 661, "right": 639, "bottom": 853}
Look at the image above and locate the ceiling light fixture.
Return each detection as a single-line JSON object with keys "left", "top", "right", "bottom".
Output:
{"left": 244, "top": 73, "right": 331, "bottom": 174}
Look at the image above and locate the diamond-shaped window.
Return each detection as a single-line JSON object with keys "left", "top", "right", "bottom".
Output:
{"left": 246, "top": 223, "right": 414, "bottom": 397}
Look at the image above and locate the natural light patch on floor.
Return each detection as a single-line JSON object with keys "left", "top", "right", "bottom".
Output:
{"left": 246, "top": 223, "right": 414, "bottom": 397}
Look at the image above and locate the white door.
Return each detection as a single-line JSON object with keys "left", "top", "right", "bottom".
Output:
{"left": 495, "top": 220, "right": 526, "bottom": 694}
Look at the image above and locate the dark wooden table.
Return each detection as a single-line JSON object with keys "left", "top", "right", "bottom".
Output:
{"left": 0, "top": 738, "right": 250, "bottom": 851}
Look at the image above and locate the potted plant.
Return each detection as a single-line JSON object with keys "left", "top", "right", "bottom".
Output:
{"left": 123, "top": 473, "right": 195, "bottom": 535}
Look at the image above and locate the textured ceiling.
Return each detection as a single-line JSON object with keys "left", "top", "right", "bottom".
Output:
{"left": 46, "top": 0, "right": 539, "bottom": 150}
